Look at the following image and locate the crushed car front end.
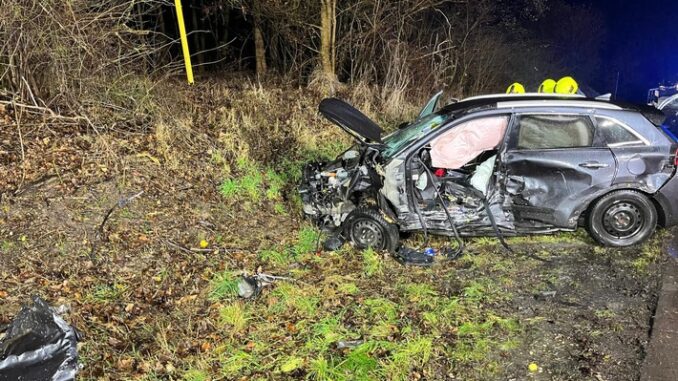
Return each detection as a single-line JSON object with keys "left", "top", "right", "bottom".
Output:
{"left": 299, "top": 98, "right": 394, "bottom": 232}
{"left": 299, "top": 145, "right": 385, "bottom": 231}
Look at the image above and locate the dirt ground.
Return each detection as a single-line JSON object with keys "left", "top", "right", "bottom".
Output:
{"left": 0, "top": 88, "right": 670, "bottom": 381}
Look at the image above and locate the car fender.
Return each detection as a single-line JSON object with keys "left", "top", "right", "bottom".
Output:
{"left": 652, "top": 173, "right": 678, "bottom": 227}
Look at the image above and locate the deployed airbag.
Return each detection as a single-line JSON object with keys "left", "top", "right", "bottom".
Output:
{"left": 469, "top": 155, "right": 497, "bottom": 195}
{"left": 430, "top": 116, "right": 508, "bottom": 169}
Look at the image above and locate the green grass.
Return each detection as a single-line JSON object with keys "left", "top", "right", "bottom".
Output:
{"left": 220, "top": 350, "right": 254, "bottom": 376}
{"left": 209, "top": 271, "right": 240, "bottom": 300}
{"left": 363, "top": 298, "right": 398, "bottom": 323}
{"left": 265, "top": 169, "right": 285, "bottom": 201}
{"left": 256, "top": 227, "right": 319, "bottom": 266}
{"left": 631, "top": 240, "right": 663, "bottom": 273}
{"left": 402, "top": 283, "right": 438, "bottom": 308}
{"left": 337, "top": 344, "right": 380, "bottom": 380}
{"left": 182, "top": 369, "right": 208, "bottom": 381}
{"left": 1, "top": 240, "right": 14, "bottom": 252}
{"left": 387, "top": 337, "right": 434, "bottom": 381}
{"left": 192, "top": 235, "right": 530, "bottom": 380}
{"left": 240, "top": 172, "right": 264, "bottom": 201}
{"left": 307, "top": 357, "right": 343, "bottom": 381}
{"left": 273, "top": 202, "right": 287, "bottom": 214}
{"left": 305, "top": 315, "right": 347, "bottom": 353}
{"left": 279, "top": 356, "right": 304, "bottom": 373}
{"left": 594, "top": 309, "right": 617, "bottom": 319}
{"left": 268, "top": 283, "right": 320, "bottom": 317}
{"left": 87, "top": 283, "right": 127, "bottom": 303}
{"left": 298, "top": 139, "right": 349, "bottom": 163}
{"left": 294, "top": 226, "right": 320, "bottom": 256}
{"left": 219, "top": 179, "right": 239, "bottom": 199}
{"left": 462, "top": 280, "right": 490, "bottom": 303}
{"left": 219, "top": 303, "right": 249, "bottom": 333}
{"left": 172, "top": 204, "right": 629, "bottom": 381}
{"left": 362, "top": 248, "right": 382, "bottom": 276}
{"left": 218, "top": 158, "right": 290, "bottom": 206}
{"left": 259, "top": 248, "right": 293, "bottom": 266}
{"left": 337, "top": 282, "right": 360, "bottom": 295}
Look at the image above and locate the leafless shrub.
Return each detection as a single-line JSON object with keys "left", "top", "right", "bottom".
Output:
{"left": 0, "top": 0, "right": 173, "bottom": 117}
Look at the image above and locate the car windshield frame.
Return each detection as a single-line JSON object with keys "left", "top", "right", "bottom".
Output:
{"left": 381, "top": 113, "right": 447, "bottom": 158}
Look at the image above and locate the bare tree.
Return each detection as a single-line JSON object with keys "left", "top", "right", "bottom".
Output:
{"left": 319, "top": 0, "right": 336, "bottom": 80}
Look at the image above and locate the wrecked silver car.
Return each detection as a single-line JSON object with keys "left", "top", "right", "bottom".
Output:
{"left": 300, "top": 93, "right": 678, "bottom": 252}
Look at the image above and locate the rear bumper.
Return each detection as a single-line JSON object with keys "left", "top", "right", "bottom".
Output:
{"left": 654, "top": 174, "right": 678, "bottom": 227}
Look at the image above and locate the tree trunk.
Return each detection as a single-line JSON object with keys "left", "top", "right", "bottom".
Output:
{"left": 253, "top": 19, "right": 267, "bottom": 76}
{"left": 319, "top": 0, "right": 336, "bottom": 79}
{"left": 252, "top": 0, "right": 267, "bottom": 77}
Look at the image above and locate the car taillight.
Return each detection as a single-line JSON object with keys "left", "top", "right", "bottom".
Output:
{"left": 675, "top": 148, "right": 678, "bottom": 166}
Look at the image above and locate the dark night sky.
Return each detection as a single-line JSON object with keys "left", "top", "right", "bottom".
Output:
{"left": 573, "top": 0, "right": 678, "bottom": 102}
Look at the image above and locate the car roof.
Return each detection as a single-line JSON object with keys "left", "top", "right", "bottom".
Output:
{"left": 438, "top": 93, "right": 666, "bottom": 125}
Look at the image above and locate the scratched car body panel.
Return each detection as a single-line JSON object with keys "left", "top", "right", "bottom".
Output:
{"left": 300, "top": 94, "right": 678, "bottom": 251}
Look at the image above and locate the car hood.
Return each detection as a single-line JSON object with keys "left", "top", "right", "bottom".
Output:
{"left": 319, "top": 98, "right": 383, "bottom": 144}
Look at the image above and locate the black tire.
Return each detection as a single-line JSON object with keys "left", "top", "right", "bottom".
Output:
{"left": 587, "top": 190, "right": 657, "bottom": 247}
{"left": 344, "top": 207, "right": 400, "bottom": 252}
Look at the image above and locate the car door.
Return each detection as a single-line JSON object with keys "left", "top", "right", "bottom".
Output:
{"left": 500, "top": 112, "right": 617, "bottom": 228}
{"left": 401, "top": 114, "right": 513, "bottom": 233}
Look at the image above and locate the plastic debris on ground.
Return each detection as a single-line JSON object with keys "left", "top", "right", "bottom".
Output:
{"left": 335, "top": 340, "right": 364, "bottom": 350}
{"left": 322, "top": 234, "right": 345, "bottom": 251}
{"left": 237, "top": 272, "right": 296, "bottom": 299}
{"left": 0, "top": 296, "right": 80, "bottom": 381}
{"left": 392, "top": 246, "right": 435, "bottom": 267}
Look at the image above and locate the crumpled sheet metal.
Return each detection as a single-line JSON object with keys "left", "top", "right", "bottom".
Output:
{"left": 430, "top": 116, "right": 508, "bottom": 169}
{"left": 0, "top": 296, "right": 79, "bottom": 381}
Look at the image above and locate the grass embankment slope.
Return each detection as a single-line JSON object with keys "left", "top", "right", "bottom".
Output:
{"left": 0, "top": 79, "right": 669, "bottom": 380}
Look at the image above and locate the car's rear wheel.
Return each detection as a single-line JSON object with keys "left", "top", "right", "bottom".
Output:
{"left": 587, "top": 190, "right": 657, "bottom": 247}
{"left": 345, "top": 207, "right": 400, "bottom": 252}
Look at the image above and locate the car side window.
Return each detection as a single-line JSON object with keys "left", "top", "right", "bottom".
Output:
{"left": 511, "top": 114, "right": 594, "bottom": 150}
{"left": 594, "top": 116, "right": 646, "bottom": 147}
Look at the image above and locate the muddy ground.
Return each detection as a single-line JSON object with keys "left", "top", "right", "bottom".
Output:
{"left": 0, "top": 90, "right": 671, "bottom": 381}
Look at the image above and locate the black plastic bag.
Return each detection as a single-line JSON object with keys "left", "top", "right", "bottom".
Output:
{"left": 0, "top": 296, "right": 79, "bottom": 381}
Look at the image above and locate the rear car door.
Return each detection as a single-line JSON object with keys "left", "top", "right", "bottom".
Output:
{"left": 501, "top": 112, "right": 617, "bottom": 228}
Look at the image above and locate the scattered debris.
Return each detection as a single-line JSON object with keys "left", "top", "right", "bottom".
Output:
{"left": 0, "top": 296, "right": 79, "bottom": 381}
{"left": 323, "top": 234, "right": 345, "bottom": 251}
{"left": 393, "top": 247, "right": 435, "bottom": 267}
{"left": 335, "top": 340, "right": 364, "bottom": 350}
{"left": 237, "top": 272, "right": 296, "bottom": 299}
{"left": 237, "top": 276, "right": 261, "bottom": 299}
{"left": 89, "top": 190, "right": 144, "bottom": 259}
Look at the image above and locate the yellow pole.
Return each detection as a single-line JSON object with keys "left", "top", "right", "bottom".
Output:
{"left": 174, "top": 0, "right": 194, "bottom": 84}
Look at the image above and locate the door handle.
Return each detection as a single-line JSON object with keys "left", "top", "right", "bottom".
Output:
{"left": 579, "top": 161, "right": 609, "bottom": 169}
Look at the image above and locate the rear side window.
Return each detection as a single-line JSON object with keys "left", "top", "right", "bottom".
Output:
{"left": 513, "top": 114, "right": 594, "bottom": 150}
{"left": 594, "top": 116, "right": 646, "bottom": 147}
